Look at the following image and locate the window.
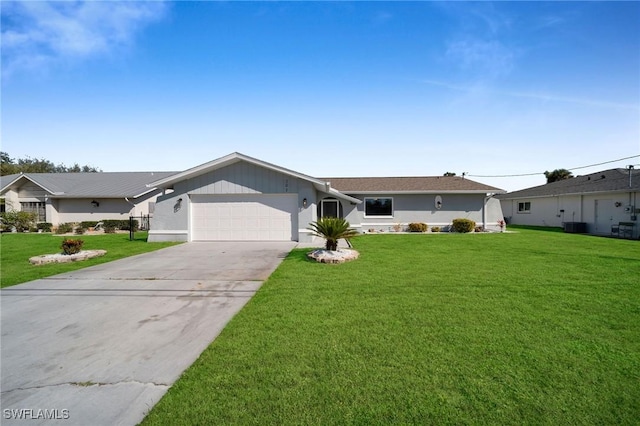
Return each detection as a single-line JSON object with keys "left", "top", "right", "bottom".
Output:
{"left": 517, "top": 201, "right": 531, "bottom": 213}
{"left": 365, "top": 198, "right": 393, "bottom": 217}
{"left": 21, "top": 202, "right": 46, "bottom": 222}
{"left": 321, "top": 199, "right": 339, "bottom": 218}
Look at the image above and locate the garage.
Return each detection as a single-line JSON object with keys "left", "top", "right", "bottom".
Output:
{"left": 190, "top": 194, "right": 298, "bottom": 241}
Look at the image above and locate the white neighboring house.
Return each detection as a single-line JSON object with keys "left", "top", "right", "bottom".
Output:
{"left": 0, "top": 172, "right": 175, "bottom": 227}
{"left": 497, "top": 168, "right": 639, "bottom": 239}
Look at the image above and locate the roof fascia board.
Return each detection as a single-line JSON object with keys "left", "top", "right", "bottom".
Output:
{"left": 343, "top": 190, "right": 505, "bottom": 195}
{"left": 501, "top": 188, "right": 639, "bottom": 200}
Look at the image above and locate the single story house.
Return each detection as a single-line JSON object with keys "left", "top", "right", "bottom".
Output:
{"left": 0, "top": 172, "right": 175, "bottom": 226}
{"left": 147, "top": 152, "right": 505, "bottom": 243}
{"left": 497, "top": 167, "right": 639, "bottom": 239}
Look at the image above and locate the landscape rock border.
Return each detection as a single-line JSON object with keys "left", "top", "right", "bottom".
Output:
{"left": 29, "top": 250, "right": 107, "bottom": 265}
{"left": 307, "top": 248, "right": 359, "bottom": 264}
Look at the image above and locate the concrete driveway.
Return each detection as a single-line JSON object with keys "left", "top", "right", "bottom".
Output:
{"left": 1, "top": 241, "right": 296, "bottom": 425}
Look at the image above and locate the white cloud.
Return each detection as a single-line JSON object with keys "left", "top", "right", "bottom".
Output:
{"left": 1, "top": 1, "right": 168, "bottom": 77}
{"left": 445, "top": 38, "right": 516, "bottom": 78}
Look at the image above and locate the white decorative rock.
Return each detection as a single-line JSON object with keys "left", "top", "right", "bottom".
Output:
{"left": 29, "top": 250, "right": 107, "bottom": 265}
{"left": 307, "top": 249, "right": 359, "bottom": 264}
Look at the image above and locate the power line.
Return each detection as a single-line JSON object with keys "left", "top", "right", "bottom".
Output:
{"left": 467, "top": 155, "right": 640, "bottom": 178}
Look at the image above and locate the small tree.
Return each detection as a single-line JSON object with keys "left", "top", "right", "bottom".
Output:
{"left": 308, "top": 217, "right": 358, "bottom": 251}
{"left": 544, "top": 169, "right": 573, "bottom": 183}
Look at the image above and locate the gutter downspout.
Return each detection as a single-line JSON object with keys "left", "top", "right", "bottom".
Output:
{"left": 482, "top": 194, "right": 493, "bottom": 231}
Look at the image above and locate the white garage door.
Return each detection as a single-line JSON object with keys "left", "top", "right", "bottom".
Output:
{"left": 191, "top": 194, "right": 298, "bottom": 241}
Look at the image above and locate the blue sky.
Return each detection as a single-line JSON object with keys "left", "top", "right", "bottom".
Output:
{"left": 2, "top": 1, "right": 639, "bottom": 191}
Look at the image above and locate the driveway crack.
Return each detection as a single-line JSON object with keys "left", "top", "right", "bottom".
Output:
{"left": 1, "top": 380, "right": 170, "bottom": 395}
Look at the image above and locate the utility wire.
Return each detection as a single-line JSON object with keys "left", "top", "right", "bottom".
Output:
{"left": 467, "top": 154, "right": 640, "bottom": 178}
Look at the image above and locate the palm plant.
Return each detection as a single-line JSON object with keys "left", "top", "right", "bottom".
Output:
{"left": 308, "top": 217, "right": 358, "bottom": 251}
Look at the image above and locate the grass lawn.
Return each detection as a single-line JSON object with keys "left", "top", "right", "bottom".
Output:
{"left": 142, "top": 229, "right": 640, "bottom": 425}
{"left": 0, "top": 232, "right": 180, "bottom": 288}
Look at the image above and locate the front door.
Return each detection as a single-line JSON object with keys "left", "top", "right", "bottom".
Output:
{"left": 594, "top": 199, "right": 614, "bottom": 235}
{"left": 321, "top": 199, "right": 340, "bottom": 218}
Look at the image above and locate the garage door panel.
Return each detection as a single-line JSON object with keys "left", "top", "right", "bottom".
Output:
{"left": 191, "top": 194, "right": 297, "bottom": 241}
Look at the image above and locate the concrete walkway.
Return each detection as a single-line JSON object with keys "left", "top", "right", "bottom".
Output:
{"left": 1, "top": 241, "right": 296, "bottom": 425}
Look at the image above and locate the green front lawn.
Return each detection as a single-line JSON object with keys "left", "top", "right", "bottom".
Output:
{"left": 0, "top": 232, "right": 180, "bottom": 288}
{"left": 143, "top": 230, "right": 640, "bottom": 425}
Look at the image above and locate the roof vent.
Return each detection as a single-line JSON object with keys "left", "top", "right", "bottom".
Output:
{"left": 601, "top": 175, "right": 606, "bottom": 179}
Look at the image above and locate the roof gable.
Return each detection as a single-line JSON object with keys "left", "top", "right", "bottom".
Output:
{"left": 1, "top": 172, "right": 176, "bottom": 198}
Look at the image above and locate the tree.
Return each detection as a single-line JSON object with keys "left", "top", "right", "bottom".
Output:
{"left": 0, "top": 152, "right": 101, "bottom": 175}
{"left": 307, "top": 217, "right": 358, "bottom": 251}
{"left": 544, "top": 169, "right": 573, "bottom": 183}
{"left": 443, "top": 172, "right": 456, "bottom": 177}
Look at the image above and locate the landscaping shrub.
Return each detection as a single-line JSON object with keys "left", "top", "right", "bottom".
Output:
{"left": 431, "top": 226, "right": 441, "bottom": 233}
{"left": 0, "top": 210, "right": 36, "bottom": 232}
{"left": 451, "top": 218, "right": 476, "bottom": 233}
{"left": 75, "top": 225, "right": 86, "bottom": 235}
{"left": 474, "top": 226, "right": 484, "bottom": 233}
{"left": 408, "top": 223, "right": 428, "bottom": 233}
{"left": 55, "top": 223, "right": 74, "bottom": 234}
{"left": 102, "top": 219, "right": 138, "bottom": 232}
{"left": 80, "top": 221, "right": 99, "bottom": 229}
{"left": 37, "top": 222, "right": 53, "bottom": 232}
{"left": 61, "top": 239, "right": 84, "bottom": 255}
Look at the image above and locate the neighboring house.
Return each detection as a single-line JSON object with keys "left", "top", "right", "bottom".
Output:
{"left": 497, "top": 167, "right": 639, "bottom": 239}
{"left": 0, "top": 172, "right": 175, "bottom": 226}
{"left": 147, "top": 152, "right": 505, "bottom": 243}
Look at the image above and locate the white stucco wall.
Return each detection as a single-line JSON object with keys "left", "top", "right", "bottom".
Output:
{"left": 500, "top": 191, "right": 639, "bottom": 238}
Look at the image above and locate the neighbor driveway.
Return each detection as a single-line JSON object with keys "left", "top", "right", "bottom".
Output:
{"left": 1, "top": 241, "right": 296, "bottom": 425}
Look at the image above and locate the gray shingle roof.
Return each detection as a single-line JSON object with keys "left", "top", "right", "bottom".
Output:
{"left": 496, "top": 168, "right": 640, "bottom": 199}
{"left": 322, "top": 176, "right": 504, "bottom": 193}
{"left": 1, "top": 172, "right": 177, "bottom": 198}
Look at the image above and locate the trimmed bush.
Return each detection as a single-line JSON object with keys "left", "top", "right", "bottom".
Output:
{"left": 80, "top": 221, "right": 99, "bottom": 229}
{"left": 61, "top": 239, "right": 84, "bottom": 255}
{"left": 431, "top": 226, "right": 441, "bottom": 233}
{"left": 37, "top": 222, "right": 53, "bottom": 232}
{"left": 451, "top": 218, "right": 476, "bottom": 233}
{"left": 75, "top": 225, "right": 86, "bottom": 235}
{"left": 0, "top": 210, "right": 36, "bottom": 232}
{"left": 55, "top": 222, "right": 74, "bottom": 234}
{"left": 102, "top": 219, "right": 138, "bottom": 232}
{"left": 408, "top": 223, "right": 428, "bottom": 233}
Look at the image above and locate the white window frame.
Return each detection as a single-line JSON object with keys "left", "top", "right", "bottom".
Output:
{"left": 321, "top": 199, "right": 340, "bottom": 218}
{"left": 517, "top": 201, "right": 531, "bottom": 214}
{"left": 21, "top": 201, "right": 46, "bottom": 222}
{"left": 364, "top": 197, "right": 394, "bottom": 218}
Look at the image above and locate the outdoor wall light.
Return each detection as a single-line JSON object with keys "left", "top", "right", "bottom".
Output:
{"left": 302, "top": 198, "right": 308, "bottom": 208}
{"left": 615, "top": 202, "right": 622, "bottom": 207}
{"left": 91, "top": 200, "right": 99, "bottom": 208}
{"left": 178, "top": 198, "right": 183, "bottom": 203}
{"left": 435, "top": 195, "right": 443, "bottom": 210}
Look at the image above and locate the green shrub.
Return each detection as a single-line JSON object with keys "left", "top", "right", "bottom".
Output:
{"left": 37, "top": 222, "right": 53, "bottom": 232}
{"left": 431, "top": 226, "right": 441, "bottom": 233}
{"left": 102, "top": 219, "right": 138, "bottom": 232}
{"left": 75, "top": 225, "right": 86, "bottom": 235}
{"left": 61, "top": 239, "right": 84, "bottom": 255}
{"left": 80, "top": 221, "right": 98, "bottom": 229}
{"left": 408, "top": 223, "right": 428, "bottom": 232}
{"left": 0, "top": 210, "right": 36, "bottom": 232}
{"left": 451, "top": 218, "right": 476, "bottom": 233}
{"left": 55, "top": 223, "right": 74, "bottom": 234}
